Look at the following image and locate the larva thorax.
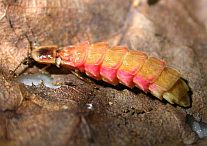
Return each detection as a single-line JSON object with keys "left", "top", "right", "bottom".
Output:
{"left": 31, "top": 41, "right": 190, "bottom": 107}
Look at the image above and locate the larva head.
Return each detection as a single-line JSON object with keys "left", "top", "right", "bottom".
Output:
{"left": 31, "top": 45, "right": 57, "bottom": 64}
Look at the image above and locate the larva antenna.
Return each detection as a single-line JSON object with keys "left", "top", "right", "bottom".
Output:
{"left": 10, "top": 34, "right": 38, "bottom": 77}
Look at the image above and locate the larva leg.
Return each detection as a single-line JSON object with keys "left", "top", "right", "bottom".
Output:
{"left": 10, "top": 37, "right": 38, "bottom": 76}
{"left": 41, "top": 64, "right": 52, "bottom": 71}
{"left": 100, "top": 46, "right": 127, "bottom": 85}
{"left": 10, "top": 57, "right": 34, "bottom": 77}
{"left": 71, "top": 70, "right": 85, "bottom": 80}
{"left": 70, "top": 69, "right": 92, "bottom": 83}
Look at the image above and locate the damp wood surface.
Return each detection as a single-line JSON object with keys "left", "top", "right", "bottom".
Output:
{"left": 0, "top": 0, "right": 207, "bottom": 146}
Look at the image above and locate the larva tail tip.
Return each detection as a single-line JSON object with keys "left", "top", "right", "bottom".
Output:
{"left": 163, "top": 93, "right": 190, "bottom": 107}
{"left": 179, "top": 94, "right": 191, "bottom": 107}
{"left": 162, "top": 78, "right": 191, "bottom": 107}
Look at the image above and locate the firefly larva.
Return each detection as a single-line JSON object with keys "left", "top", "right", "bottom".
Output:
{"left": 31, "top": 41, "right": 190, "bottom": 107}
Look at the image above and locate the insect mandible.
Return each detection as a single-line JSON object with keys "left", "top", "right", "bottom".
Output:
{"left": 30, "top": 41, "right": 190, "bottom": 107}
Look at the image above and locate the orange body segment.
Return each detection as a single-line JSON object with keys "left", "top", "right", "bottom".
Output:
{"left": 100, "top": 46, "right": 127, "bottom": 85}
{"left": 133, "top": 57, "right": 166, "bottom": 92}
{"left": 117, "top": 50, "right": 147, "bottom": 88}
{"left": 57, "top": 41, "right": 89, "bottom": 72}
{"left": 84, "top": 42, "right": 108, "bottom": 80}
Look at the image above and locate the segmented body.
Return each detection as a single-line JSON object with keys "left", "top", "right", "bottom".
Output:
{"left": 31, "top": 41, "right": 190, "bottom": 107}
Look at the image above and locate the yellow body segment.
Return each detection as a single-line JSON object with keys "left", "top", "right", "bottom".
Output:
{"left": 100, "top": 46, "right": 127, "bottom": 85}
{"left": 133, "top": 57, "right": 166, "bottom": 91}
{"left": 136, "top": 57, "right": 165, "bottom": 82}
{"left": 101, "top": 46, "right": 127, "bottom": 68}
{"left": 149, "top": 67, "right": 180, "bottom": 99}
{"left": 117, "top": 50, "right": 147, "bottom": 87}
{"left": 163, "top": 79, "right": 190, "bottom": 107}
{"left": 85, "top": 42, "right": 108, "bottom": 65}
{"left": 119, "top": 50, "right": 147, "bottom": 73}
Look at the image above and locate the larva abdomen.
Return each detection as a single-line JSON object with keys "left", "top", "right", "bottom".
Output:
{"left": 31, "top": 41, "right": 190, "bottom": 107}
